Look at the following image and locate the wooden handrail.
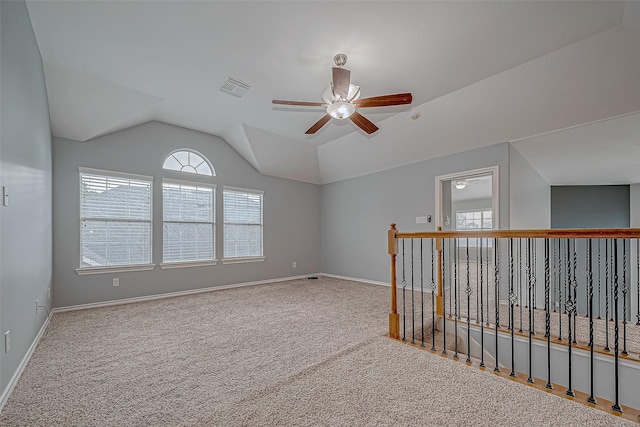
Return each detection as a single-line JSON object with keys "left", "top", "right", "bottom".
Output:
{"left": 396, "top": 228, "right": 640, "bottom": 240}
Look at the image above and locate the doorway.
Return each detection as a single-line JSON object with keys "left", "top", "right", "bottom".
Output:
{"left": 435, "top": 166, "right": 499, "bottom": 231}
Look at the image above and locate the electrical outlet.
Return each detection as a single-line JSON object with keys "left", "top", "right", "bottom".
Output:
{"left": 292, "top": 262, "right": 297, "bottom": 268}
{"left": 36, "top": 299, "right": 39, "bottom": 314}
{"left": 113, "top": 278, "right": 119, "bottom": 287}
{"left": 4, "top": 331, "right": 10, "bottom": 353}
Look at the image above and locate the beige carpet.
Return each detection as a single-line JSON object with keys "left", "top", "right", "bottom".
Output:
{"left": 0, "top": 277, "right": 634, "bottom": 426}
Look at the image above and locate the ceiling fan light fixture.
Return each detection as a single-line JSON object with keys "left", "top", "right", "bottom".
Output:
{"left": 327, "top": 101, "right": 355, "bottom": 119}
{"left": 454, "top": 180, "right": 466, "bottom": 190}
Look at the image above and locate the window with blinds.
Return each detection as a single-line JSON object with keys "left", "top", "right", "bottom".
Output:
{"left": 163, "top": 180, "right": 215, "bottom": 263}
{"left": 223, "top": 187, "right": 263, "bottom": 259}
{"left": 79, "top": 169, "right": 153, "bottom": 269}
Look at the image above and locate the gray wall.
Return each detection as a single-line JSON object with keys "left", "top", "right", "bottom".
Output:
{"left": 551, "top": 185, "right": 630, "bottom": 228}
{"left": 53, "top": 122, "right": 320, "bottom": 307}
{"left": 320, "top": 143, "right": 510, "bottom": 283}
{"left": 0, "top": 0, "right": 53, "bottom": 395}
{"left": 509, "top": 144, "right": 550, "bottom": 229}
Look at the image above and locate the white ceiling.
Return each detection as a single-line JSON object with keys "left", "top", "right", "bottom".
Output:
{"left": 25, "top": 1, "right": 640, "bottom": 184}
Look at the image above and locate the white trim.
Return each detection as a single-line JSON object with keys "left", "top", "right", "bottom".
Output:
{"left": 222, "top": 256, "right": 265, "bottom": 264}
{"left": 162, "top": 178, "right": 216, "bottom": 190}
{"left": 163, "top": 148, "right": 216, "bottom": 177}
{"left": 53, "top": 274, "right": 315, "bottom": 313}
{"left": 319, "top": 273, "right": 390, "bottom": 287}
{"left": 0, "top": 315, "right": 51, "bottom": 413}
{"left": 160, "top": 260, "right": 218, "bottom": 269}
{"left": 223, "top": 186, "right": 264, "bottom": 196}
{"left": 76, "top": 263, "right": 156, "bottom": 275}
{"left": 435, "top": 166, "right": 500, "bottom": 230}
{"left": 78, "top": 167, "right": 153, "bottom": 182}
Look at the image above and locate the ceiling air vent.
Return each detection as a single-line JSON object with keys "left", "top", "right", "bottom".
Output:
{"left": 219, "top": 76, "right": 250, "bottom": 98}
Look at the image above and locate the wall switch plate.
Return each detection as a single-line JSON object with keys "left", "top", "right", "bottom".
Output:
{"left": 4, "top": 331, "right": 10, "bottom": 353}
{"left": 2, "top": 186, "right": 8, "bottom": 207}
{"left": 416, "top": 215, "right": 431, "bottom": 224}
{"left": 113, "top": 278, "right": 119, "bottom": 287}
{"left": 292, "top": 262, "right": 297, "bottom": 268}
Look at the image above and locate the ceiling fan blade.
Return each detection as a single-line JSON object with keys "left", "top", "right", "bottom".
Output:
{"left": 332, "top": 67, "right": 351, "bottom": 100}
{"left": 349, "top": 111, "right": 379, "bottom": 134}
{"left": 272, "top": 100, "right": 326, "bottom": 107}
{"left": 354, "top": 93, "right": 413, "bottom": 108}
{"left": 305, "top": 114, "right": 332, "bottom": 134}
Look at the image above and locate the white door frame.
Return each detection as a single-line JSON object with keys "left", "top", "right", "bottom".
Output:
{"left": 435, "top": 166, "right": 500, "bottom": 230}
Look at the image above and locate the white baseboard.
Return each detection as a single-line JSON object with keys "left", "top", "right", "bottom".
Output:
{"left": 320, "top": 273, "right": 390, "bottom": 287}
{"left": 0, "top": 315, "right": 51, "bottom": 413}
{"left": 53, "top": 274, "right": 318, "bottom": 314}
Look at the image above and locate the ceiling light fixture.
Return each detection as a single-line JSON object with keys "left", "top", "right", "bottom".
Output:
{"left": 454, "top": 180, "right": 466, "bottom": 190}
{"left": 327, "top": 101, "right": 356, "bottom": 119}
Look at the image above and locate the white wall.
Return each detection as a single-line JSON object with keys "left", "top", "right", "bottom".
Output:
{"left": 509, "top": 144, "right": 550, "bottom": 229}
{"left": 0, "top": 0, "right": 53, "bottom": 396}
{"left": 52, "top": 122, "right": 320, "bottom": 307}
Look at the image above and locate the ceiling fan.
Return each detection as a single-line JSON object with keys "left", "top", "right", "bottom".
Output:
{"left": 272, "top": 53, "right": 412, "bottom": 135}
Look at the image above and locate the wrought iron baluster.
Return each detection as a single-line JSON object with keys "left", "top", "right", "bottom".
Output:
{"left": 622, "top": 240, "right": 628, "bottom": 356}
{"left": 612, "top": 239, "right": 622, "bottom": 413}
{"left": 519, "top": 238, "right": 523, "bottom": 333}
{"left": 411, "top": 239, "right": 415, "bottom": 344}
{"left": 486, "top": 237, "right": 491, "bottom": 327}
{"left": 454, "top": 238, "right": 459, "bottom": 359}
{"left": 509, "top": 238, "right": 516, "bottom": 377}
{"left": 572, "top": 239, "right": 577, "bottom": 344}
{"left": 637, "top": 239, "right": 639, "bottom": 326}
{"left": 605, "top": 239, "right": 610, "bottom": 351}
{"left": 476, "top": 238, "right": 480, "bottom": 325}
{"left": 545, "top": 239, "right": 552, "bottom": 389}
{"left": 431, "top": 239, "right": 436, "bottom": 352}
{"left": 480, "top": 236, "right": 485, "bottom": 368}
{"left": 587, "top": 239, "right": 596, "bottom": 404}
{"left": 442, "top": 239, "right": 447, "bottom": 355}
{"left": 566, "top": 238, "right": 575, "bottom": 397}
{"left": 402, "top": 239, "right": 406, "bottom": 341}
{"left": 532, "top": 238, "right": 536, "bottom": 334}
{"left": 449, "top": 239, "right": 453, "bottom": 318}
{"left": 466, "top": 238, "right": 472, "bottom": 364}
{"left": 598, "top": 239, "right": 602, "bottom": 319}
{"left": 420, "top": 239, "right": 424, "bottom": 348}
{"left": 527, "top": 238, "right": 534, "bottom": 383}
{"left": 558, "top": 239, "right": 563, "bottom": 341}
{"left": 494, "top": 237, "right": 500, "bottom": 373}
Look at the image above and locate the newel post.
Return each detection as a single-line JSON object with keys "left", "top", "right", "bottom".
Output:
{"left": 388, "top": 223, "right": 400, "bottom": 339}
{"left": 436, "top": 226, "right": 444, "bottom": 317}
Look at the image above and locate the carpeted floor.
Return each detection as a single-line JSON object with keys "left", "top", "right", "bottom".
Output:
{"left": 0, "top": 277, "right": 634, "bottom": 426}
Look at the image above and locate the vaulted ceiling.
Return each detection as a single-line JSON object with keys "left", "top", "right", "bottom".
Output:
{"left": 26, "top": 1, "right": 640, "bottom": 184}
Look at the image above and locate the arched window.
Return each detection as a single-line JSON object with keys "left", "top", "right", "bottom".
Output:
{"left": 163, "top": 149, "right": 214, "bottom": 176}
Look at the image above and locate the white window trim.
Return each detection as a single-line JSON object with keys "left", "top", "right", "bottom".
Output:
{"left": 223, "top": 186, "right": 264, "bottom": 259}
{"left": 78, "top": 168, "right": 154, "bottom": 271}
{"left": 222, "top": 256, "right": 265, "bottom": 265}
{"left": 79, "top": 167, "right": 154, "bottom": 182}
{"left": 76, "top": 263, "right": 156, "bottom": 275}
{"left": 162, "top": 179, "right": 217, "bottom": 264}
{"left": 162, "top": 149, "right": 216, "bottom": 176}
{"left": 160, "top": 260, "right": 218, "bottom": 269}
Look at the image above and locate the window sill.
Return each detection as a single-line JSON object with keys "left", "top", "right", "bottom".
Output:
{"left": 160, "top": 260, "right": 218, "bottom": 269}
{"left": 76, "top": 264, "right": 156, "bottom": 275}
{"left": 222, "top": 256, "right": 265, "bottom": 265}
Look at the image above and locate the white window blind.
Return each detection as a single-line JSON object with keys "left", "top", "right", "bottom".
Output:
{"left": 163, "top": 180, "right": 215, "bottom": 263}
{"left": 223, "top": 188, "right": 263, "bottom": 258}
{"left": 80, "top": 169, "right": 153, "bottom": 268}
